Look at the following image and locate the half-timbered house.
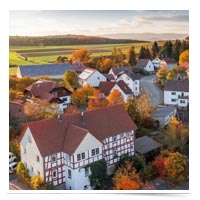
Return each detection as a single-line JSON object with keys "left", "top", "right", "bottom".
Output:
{"left": 20, "top": 105, "right": 136, "bottom": 190}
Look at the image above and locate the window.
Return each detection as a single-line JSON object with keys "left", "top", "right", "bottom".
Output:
{"left": 135, "top": 87, "right": 137, "bottom": 91}
{"left": 63, "top": 98, "right": 67, "bottom": 101}
{"left": 77, "top": 154, "right": 81, "bottom": 161}
{"left": 97, "top": 77, "right": 100, "bottom": 80}
{"left": 182, "top": 92, "right": 184, "bottom": 96}
{"left": 171, "top": 92, "right": 176, "bottom": 95}
{"left": 180, "top": 100, "right": 185, "bottom": 103}
{"left": 36, "top": 155, "right": 40, "bottom": 162}
{"left": 113, "top": 136, "right": 117, "bottom": 142}
{"left": 127, "top": 132, "right": 130, "bottom": 138}
{"left": 85, "top": 167, "right": 89, "bottom": 176}
{"left": 37, "top": 171, "right": 40, "bottom": 176}
{"left": 113, "top": 150, "right": 117, "bottom": 158}
{"left": 24, "top": 147, "right": 26, "bottom": 154}
{"left": 53, "top": 170, "right": 57, "bottom": 179}
{"left": 52, "top": 91, "right": 57, "bottom": 96}
{"left": 91, "top": 148, "right": 99, "bottom": 156}
{"left": 120, "top": 133, "right": 124, "bottom": 138}
{"left": 171, "top": 99, "right": 177, "bottom": 102}
{"left": 30, "top": 166, "right": 33, "bottom": 172}
{"left": 52, "top": 154, "right": 57, "bottom": 163}
{"left": 84, "top": 185, "right": 88, "bottom": 190}
{"left": 68, "top": 169, "right": 72, "bottom": 179}
{"left": 28, "top": 136, "right": 32, "bottom": 143}
{"left": 82, "top": 153, "right": 85, "bottom": 160}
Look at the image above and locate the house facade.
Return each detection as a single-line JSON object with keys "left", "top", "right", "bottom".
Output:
{"left": 164, "top": 80, "right": 189, "bottom": 108}
{"left": 79, "top": 68, "right": 107, "bottom": 87}
{"left": 136, "top": 59, "right": 155, "bottom": 74}
{"left": 152, "top": 57, "right": 161, "bottom": 70}
{"left": 20, "top": 105, "right": 136, "bottom": 190}
{"left": 24, "top": 80, "right": 72, "bottom": 113}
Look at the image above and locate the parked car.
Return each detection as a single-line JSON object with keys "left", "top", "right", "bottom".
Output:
{"left": 9, "top": 162, "right": 18, "bottom": 174}
{"left": 9, "top": 152, "right": 17, "bottom": 163}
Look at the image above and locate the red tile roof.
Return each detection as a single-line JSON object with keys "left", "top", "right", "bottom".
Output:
{"left": 20, "top": 104, "right": 136, "bottom": 157}
{"left": 164, "top": 80, "right": 189, "bottom": 92}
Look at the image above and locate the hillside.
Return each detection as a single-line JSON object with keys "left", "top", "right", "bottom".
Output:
{"left": 100, "top": 33, "right": 188, "bottom": 41}
{"left": 9, "top": 34, "right": 148, "bottom": 46}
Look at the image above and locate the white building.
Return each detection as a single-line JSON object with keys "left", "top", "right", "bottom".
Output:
{"left": 151, "top": 105, "right": 177, "bottom": 127}
{"left": 99, "top": 80, "right": 133, "bottom": 102}
{"left": 24, "top": 80, "right": 72, "bottom": 113}
{"left": 164, "top": 80, "right": 189, "bottom": 108}
{"left": 20, "top": 105, "right": 136, "bottom": 190}
{"left": 79, "top": 68, "right": 107, "bottom": 87}
{"left": 152, "top": 57, "right": 161, "bottom": 70}
{"left": 108, "top": 67, "right": 140, "bottom": 96}
{"left": 136, "top": 59, "right": 155, "bottom": 74}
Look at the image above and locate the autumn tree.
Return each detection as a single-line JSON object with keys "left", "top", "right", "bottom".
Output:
{"left": 24, "top": 99, "right": 59, "bottom": 121}
{"left": 87, "top": 92, "right": 108, "bottom": 110}
{"left": 63, "top": 70, "right": 78, "bottom": 91}
{"left": 72, "top": 48, "right": 90, "bottom": 62}
{"left": 112, "top": 48, "right": 123, "bottom": 66}
{"left": 153, "top": 156, "right": 165, "bottom": 177}
{"left": 156, "top": 67, "right": 169, "bottom": 79}
{"left": 152, "top": 41, "right": 160, "bottom": 58}
{"left": 126, "top": 46, "right": 137, "bottom": 66}
{"left": 113, "top": 160, "right": 142, "bottom": 190}
{"left": 164, "top": 152, "right": 188, "bottom": 184}
{"left": 97, "top": 58, "right": 114, "bottom": 73}
{"left": 71, "top": 85, "right": 98, "bottom": 107}
{"left": 108, "top": 89, "right": 124, "bottom": 105}
{"left": 179, "top": 50, "right": 189, "bottom": 63}
{"left": 30, "top": 175, "right": 44, "bottom": 190}
{"left": 163, "top": 118, "right": 189, "bottom": 153}
{"left": 64, "top": 104, "right": 80, "bottom": 115}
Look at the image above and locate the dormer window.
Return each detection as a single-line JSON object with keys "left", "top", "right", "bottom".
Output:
{"left": 52, "top": 91, "right": 58, "bottom": 96}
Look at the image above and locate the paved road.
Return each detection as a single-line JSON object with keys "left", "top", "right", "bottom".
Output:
{"left": 140, "top": 74, "right": 163, "bottom": 108}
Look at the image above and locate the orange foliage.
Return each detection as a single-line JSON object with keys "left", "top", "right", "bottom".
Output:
{"left": 113, "top": 161, "right": 142, "bottom": 190}
{"left": 108, "top": 89, "right": 124, "bottom": 106}
{"left": 153, "top": 156, "right": 165, "bottom": 177}
{"left": 87, "top": 93, "right": 108, "bottom": 110}
{"left": 72, "top": 48, "right": 90, "bottom": 62}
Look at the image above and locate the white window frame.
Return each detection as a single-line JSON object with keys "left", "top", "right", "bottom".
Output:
{"left": 36, "top": 155, "right": 40, "bottom": 162}
{"left": 52, "top": 170, "right": 57, "bottom": 179}
{"left": 52, "top": 154, "right": 57, "bottom": 163}
{"left": 68, "top": 169, "right": 72, "bottom": 179}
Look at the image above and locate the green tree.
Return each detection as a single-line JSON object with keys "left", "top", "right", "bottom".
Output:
{"left": 71, "top": 85, "right": 98, "bottom": 107}
{"left": 89, "top": 159, "right": 107, "bottom": 190}
{"left": 180, "top": 40, "right": 189, "bottom": 53}
{"left": 72, "top": 48, "right": 90, "bottom": 62}
{"left": 173, "top": 40, "right": 182, "bottom": 62}
{"left": 160, "top": 41, "right": 173, "bottom": 58}
{"left": 126, "top": 46, "right": 137, "bottom": 66}
{"left": 152, "top": 41, "right": 160, "bottom": 58}
{"left": 138, "top": 46, "right": 146, "bottom": 59}
{"left": 63, "top": 70, "right": 78, "bottom": 91}
{"left": 164, "top": 152, "right": 188, "bottom": 184}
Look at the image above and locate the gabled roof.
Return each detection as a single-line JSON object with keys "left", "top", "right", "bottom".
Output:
{"left": 79, "top": 68, "right": 97, "bottom": 80}
{"left": 104, "top": 74, "right": 115, "bottom": 81}
{"left": 164, "top": 80, "right": 189, "bottom": 92}
{"left": 117, "top": 71, "right": 140, "bottom": 81}
{"left": 152, "top": 106, "right": 176, "bottom": 117}
{"left": 99, "top": 80, "right": 132, "bottom": 95}
{"left": 110, "top": 67, "right": 133, "bottom": 76}
{"left": 21, "top": 104, "right": 136, "bottom": 157}
{"left": 135, "top": 136, "right": 162, "bottom": 154}
{"left": 136, "top": 59, "right": 150, "bottom": 68}
{"left": 72, "top": 61, "right": 86, "bottom": 73}
{"left": 24, "top": 80, "right": 71, "bottom": 101}
{"left": 18, "top": 63, "right": 75, "bottom": 78}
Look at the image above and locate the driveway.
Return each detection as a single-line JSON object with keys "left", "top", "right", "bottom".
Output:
{"left": 140, "top": 74, "right": 163, "bottom": 108}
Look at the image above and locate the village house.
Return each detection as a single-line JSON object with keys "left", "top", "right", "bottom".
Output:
{"left": 108, "top": 67, "right": 140, "bottom": 96}
{"left": 151, "top": 105, "right": 177, "bottom": 128}
{"left": 152, "top": 57, "right": 161, "bottom": 70}
{"left": 24, "top": 80, "right": 72, "bottom": 113}
{"left": 72, "top": 61, "right": 86, "bottom": 74}
{"left": 19, "top": 105, "right": 136, "bottom": 190}
{"left": 160, "top": 58, "right": 177, "bottom": 69}
{"left": 99, "top": 80, "right": 133, "bottom": 101}
{"left": 164, "top": 80, "right": 189, "bottom": 109}
{"left": 136, "top": 59, "right": 155, "bottom": 74}
{"left": 17, "top": 63, "right": 75, "bottom": 79}
{"left": 79, "top": 68, "right": 107, "bottom": 87}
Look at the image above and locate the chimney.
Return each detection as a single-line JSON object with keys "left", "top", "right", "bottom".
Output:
{"left": 81, "top": 112, "right": 86, "bottom": 126}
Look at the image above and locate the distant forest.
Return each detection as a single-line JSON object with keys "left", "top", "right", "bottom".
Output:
{"left": 9, "top": 35, "right": 148, "bottom": 46}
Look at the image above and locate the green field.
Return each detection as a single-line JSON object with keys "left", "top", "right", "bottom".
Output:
{"left": 9, "top": 42, "right": 161, "bottom": 75}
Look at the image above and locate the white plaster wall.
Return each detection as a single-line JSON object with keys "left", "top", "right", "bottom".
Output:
{"left": 164, "top": 91, "right": 189, "bottom": 105}
{"left": 87, "top": 71, "right": 107, "bottom": 87}
{"left": 144, "top": 60, "right": 155, "bottom": 72}
{"left": 20, "top": 127, "right": 44, "bottom": 177}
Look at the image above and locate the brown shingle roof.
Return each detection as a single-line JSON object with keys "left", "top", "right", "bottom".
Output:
{"left": 164, "top": 80, "right": 189, "bottom": 92}
{"left": 136, "top": 59, "right": 150, "bottom": 69}
{"left": 21, "top": 105, "right": 136, "bottom": 157}
{"left": 9, "top": 100, "right": 26, "bottom": 119}
{"left": 99, "top": 80, "right": 132, "bottom": 95}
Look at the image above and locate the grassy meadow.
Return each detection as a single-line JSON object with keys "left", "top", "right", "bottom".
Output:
{"left": 9, "top": 42, "right": 162, "bottom": 75}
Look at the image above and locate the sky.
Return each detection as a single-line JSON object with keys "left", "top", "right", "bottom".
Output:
{"left": 10, "top": 10, "right": 189, "bottom": 36}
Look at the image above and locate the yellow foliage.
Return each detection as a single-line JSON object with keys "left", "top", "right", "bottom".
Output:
{"left": 30, "top": 175, "right": 44, "bottom": 190}
{"left": 108, "top": 89, "right": 124, "bottom": 105}
{"left": 179, "top": 50, "right": 189, "bottom": 63}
